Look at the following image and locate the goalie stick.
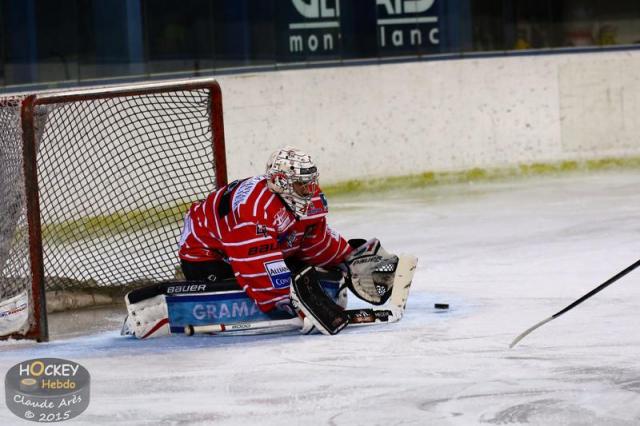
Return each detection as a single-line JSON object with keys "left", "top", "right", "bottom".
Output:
{"left": 183, "top": 307, "right": 397, "bottom": 336}
{"left": 185, "top": 317, "right": 302, "bottom": 335}
{"left": 184, "top": 255, "right": 417, "bottom": 336}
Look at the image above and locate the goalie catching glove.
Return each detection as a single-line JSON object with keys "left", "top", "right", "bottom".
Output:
{"left": 343, "top": 238, "right": 399, "bottom": 305}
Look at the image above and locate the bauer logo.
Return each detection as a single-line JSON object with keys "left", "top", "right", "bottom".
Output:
{"left": 5, "top": 358, "right": 90, "bottom": 422}
{"left": 167, "top": 284, "right": 207, "bottom": 294}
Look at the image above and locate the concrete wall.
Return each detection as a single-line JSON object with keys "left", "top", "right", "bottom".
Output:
{"left": 217, "top": 49, "right": 640, "bottom": 184}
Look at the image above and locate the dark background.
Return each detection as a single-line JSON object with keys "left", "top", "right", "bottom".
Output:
{"left": 1, "top": 0, "right": 638, "bottom": 90}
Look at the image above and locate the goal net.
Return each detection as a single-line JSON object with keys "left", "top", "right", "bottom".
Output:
{"left": 0, "top": 79, "right": 227, "bottom": 341}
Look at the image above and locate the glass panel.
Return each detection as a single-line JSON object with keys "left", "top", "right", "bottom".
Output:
{"left": 560, "top": 0, "right": 598, "bottom": 48}
{"left": 510, "top": 0, "right": 556, "bottom": 50}
{"left": 247, "top": 0, "right": 277, "bottom": 67}
{"left": 541, "top": 2, "right": 565, "bottom": 49}
{"left": 340, "top": 0, "right": 378, "bottom": 60}
{"left": 143, "top": 0, "right": 214, "bottom": 75}
{"left": 594, "top": 0, "right": 640, "bottom": 46}
{"left": 79, "top": 1, "right": 146, "bottom": 81}
{"left": 1, "top": 0, "right": 639, "bottom": 91}
{"left": 35, "top": 1, "right": 79, "bottom": 84}
{"left": 433, "top": 0, "right": 472, "bottom": 55}
{"left": 3, "top": 1, "right": 37, "bottom": 87}
{"left": 212, "top": 0, "right": 250, "bottom": 69}
{"left": 468, "top": 0, "right": 507, "bottom": 52}
{"left": 0, "top": 4, "right": 4, "bottom": 87}
{"left": 211, "top": 0, "right": 277, "bottom": 70}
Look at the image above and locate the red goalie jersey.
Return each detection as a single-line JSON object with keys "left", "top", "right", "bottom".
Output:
{"left": 178, "top": 175, "right": 352, "bottom": 312}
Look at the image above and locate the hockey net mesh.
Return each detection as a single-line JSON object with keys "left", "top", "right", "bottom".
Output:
{"left": 0, "top": 97, "right": 31, "bottom": 302}
{"left": 0, "top": 86, "right": 219, "bottom": 306}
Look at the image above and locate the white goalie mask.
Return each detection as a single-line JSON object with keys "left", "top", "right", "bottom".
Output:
{"left": 266, "top": 146, "right": 319, "bottom": 217}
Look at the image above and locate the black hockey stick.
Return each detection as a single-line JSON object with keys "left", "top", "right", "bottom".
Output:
{"left": 510, "top": 258, "right": 640, "bottom": 348}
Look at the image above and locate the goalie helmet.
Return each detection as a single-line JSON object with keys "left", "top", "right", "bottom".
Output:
{"left": 266, "top": 146, "right": 319, "bottom": 217}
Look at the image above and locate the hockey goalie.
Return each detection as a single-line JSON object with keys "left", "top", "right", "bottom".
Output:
{"left": 122, "top": 146, "right": 417, "bottom": 338}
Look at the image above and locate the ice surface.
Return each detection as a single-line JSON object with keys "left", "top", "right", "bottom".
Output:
{"left": 1, "top": 171, "right": 640, "bottom": 425}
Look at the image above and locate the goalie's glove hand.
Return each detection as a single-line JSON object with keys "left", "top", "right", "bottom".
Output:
{"left": 336, "top": 238, "right": 368, "bottom": 277}
{"left": 343, "top": 238, "right": 399, "bottom": 305}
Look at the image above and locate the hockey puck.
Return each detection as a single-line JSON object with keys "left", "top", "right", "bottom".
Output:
{"left": 434, "top": 303, "right": 449, "bottom": 310}
{"left": 184, "top": 325, "right": 195, "bottom": 336}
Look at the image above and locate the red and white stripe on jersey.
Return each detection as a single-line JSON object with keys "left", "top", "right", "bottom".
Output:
{"left": 178, "top": 176, "right": 352, "bottom": 312}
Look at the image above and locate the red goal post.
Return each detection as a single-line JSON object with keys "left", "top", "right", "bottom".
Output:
{"left": 0, "top": 78, "right": 227, "bottom": 342}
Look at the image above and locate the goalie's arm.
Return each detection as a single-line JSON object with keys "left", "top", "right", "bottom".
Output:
{"left": 297, "top": 218, "right": 352, "bottom": 268}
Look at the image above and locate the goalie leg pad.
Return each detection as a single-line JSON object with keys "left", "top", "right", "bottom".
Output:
{"left": 122, "top": 294, "right": 170, "bottom": 339}
{"left": 291, "top": 267, "right": 349, "bottom": 336}
{"left": 0, "top": 291, "right": 29, "bottom": 336}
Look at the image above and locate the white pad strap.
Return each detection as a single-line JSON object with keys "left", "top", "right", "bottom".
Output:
{"left": 123, "top": 294, "right": 170, "bottom": 339}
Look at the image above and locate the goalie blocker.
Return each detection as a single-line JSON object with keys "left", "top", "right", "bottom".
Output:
{"left": 290, "top": 266, "right": 349, "bottom": 335}
{"left": 122, "top": 238, "right": 417, "bottom": 338}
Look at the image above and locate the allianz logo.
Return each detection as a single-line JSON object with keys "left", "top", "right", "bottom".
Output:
{"left": 288, "top": 0, "right": 340, "bottom": 54}
{"left": 269, "top": 266, "right": 289, "bottom": 274}
{"left": 377, "top": 0, "right": 440, "bottom": 47}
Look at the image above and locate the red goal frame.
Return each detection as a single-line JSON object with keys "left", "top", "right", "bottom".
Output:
{"left": 15, "top": 79, "right": 228, "bottom": 342}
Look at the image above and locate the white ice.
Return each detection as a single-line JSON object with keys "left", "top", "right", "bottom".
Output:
{"left": 1, "top": 170, "right": 640, "bottom": 425}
